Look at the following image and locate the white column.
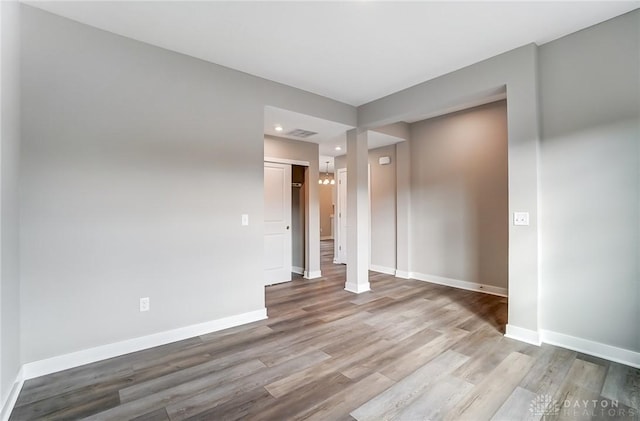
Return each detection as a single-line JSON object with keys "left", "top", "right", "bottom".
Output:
{"left": 395, "top": 140, "right": 411, "bottom": 279}
{"left": 345, "top": 129, "right": 370, "bottom": 293}
{"left": 305, "top": 162, "right": 321, "bottom": 279}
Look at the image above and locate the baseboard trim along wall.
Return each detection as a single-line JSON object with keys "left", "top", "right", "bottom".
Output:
{"left": 21, "top": 308, "right": 268, "bottom": 381}
{"left": 369, "top": 265, "right": 396, "bottom": 275}
{"left": 364, "top": 270, "right": 639, "bottom": 368}
{"left": 409, "top": 272, "right": 508, "bottom": 297}
{"left": 503, "top": 325, "right": 640, "bottom": 368}
{"left": 292, "top": 266, "right": 304, "bottom": 275}
{"left": 540, "top": 330, "right": 640, "bottom": 369}
{"left": 3, "top": 306, "right": 638, "bottom": 421}
{"left": 1, "top": 367, "right": 25, "bottom": 421}
{"left": 304, "top": 270, "right": 322, "bottom": 279}
{"left": 505, "top": 324, "right": 542, "bottom": 346}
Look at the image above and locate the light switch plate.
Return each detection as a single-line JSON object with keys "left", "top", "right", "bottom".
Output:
{"left": 241, "top": 214, "right": 249, "bottom": 226}
{"left": 140, "top": 297, "right": 150, "bottom": 312}
{"left": 513, "top": 212, "right": 530, "bottom": 226}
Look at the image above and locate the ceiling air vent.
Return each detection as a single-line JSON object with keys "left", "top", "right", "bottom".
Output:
{"left": 286, "top": 129, "right": 318, "bottom": 139}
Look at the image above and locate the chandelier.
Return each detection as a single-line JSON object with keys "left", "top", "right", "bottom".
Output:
{"left": 319, "top": 161, "right": 335, "bottom": 185}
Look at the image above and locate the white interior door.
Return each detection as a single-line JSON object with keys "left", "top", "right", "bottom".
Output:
{"left": 336, "top": 169, "right": 348, "bottom": 264}
{"left": 264, "top": 162, "right": 292, "bottom": 285}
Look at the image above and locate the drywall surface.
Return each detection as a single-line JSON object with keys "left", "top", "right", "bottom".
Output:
{"left": 368, "top": 145, "right": 397, "bottom": 271}
{"left": 20, "top": 6, "right": 354, "bottom": 363}
{"left": 409, "top": 101, "right": 508, "bottom": 289}
{"left": 539, "top": 10, "right": 640, "bottom": 352}
{"left": 0, "top": 0, "right": 21, "bottom": 404}
{"left": 372, "top": 122, "right": 410, "bottom": 141}
{"left": 319, "top": 176, "right": 334, "bottom": 239}
{"left": 334, "top": 145, "right": 398, "bottom": 272}
{"left": 359, "top": 43, "right": 541, "bottom": 333}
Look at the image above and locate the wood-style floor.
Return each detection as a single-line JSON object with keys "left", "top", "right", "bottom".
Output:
{"left": 11, "top": 241, "right": 639, "bottom": 420}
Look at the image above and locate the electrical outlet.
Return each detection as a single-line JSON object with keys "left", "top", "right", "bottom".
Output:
{"left": 241, "top": 214, "right": 249, "bottom": 226}
{"left": 513, "top": 212, "right": 530, "bottom": 226}
{"left": 140, "top": 297, "right": 150, "bottom": 312}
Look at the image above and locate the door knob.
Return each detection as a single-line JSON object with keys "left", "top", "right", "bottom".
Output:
{"left": 286, "top": 226, "right": 290, "bottom": 230}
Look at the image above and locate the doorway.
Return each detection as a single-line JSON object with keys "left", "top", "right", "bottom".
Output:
{"left": 264, "top": 162, "right": 292, "bottom": 285}
{"left": 291, "top": 165, "right": 306, "bottom": 276}
{"left": 335, "top": 168, "right": 347, "bottom": 264}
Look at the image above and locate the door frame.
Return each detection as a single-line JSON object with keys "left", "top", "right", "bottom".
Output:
{"left": 335, "top": 168, "right": 348, "bottom": 264}
{"left": 264, "top": 161, "right": 292, "bottom": 285}
{"left": 264, "top": 157, "right": 311, "bottom": 277}
{"left": 334, "top": 165, "right": 371, "bottom": 265}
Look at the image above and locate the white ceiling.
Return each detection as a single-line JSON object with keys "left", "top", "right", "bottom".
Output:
{"left": 265, "top": 106, "right": 405, "bottom": 169}
{"left": 319, "top": 156, "right": 336, "bottom": 174}
{"left": 318, "top": 128, "right": 406, "bottom": 173}
{"left": 264, "top": 106, "right": 353, "bottom": 158}
{"left": 25, "top": 1, "right": 639, "bottom": 107}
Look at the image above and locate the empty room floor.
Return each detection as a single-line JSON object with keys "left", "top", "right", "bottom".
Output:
{"left": 10, "top": 241, "right": 639, "bottom": 420}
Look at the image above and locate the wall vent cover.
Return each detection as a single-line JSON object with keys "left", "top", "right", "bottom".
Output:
{"left": 286, "top": 129, "right": 318, "bottom": 138}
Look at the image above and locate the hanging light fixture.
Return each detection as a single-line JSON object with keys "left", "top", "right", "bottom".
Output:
{"left": 319, "top": 161, "right": 335, "bottom": 185}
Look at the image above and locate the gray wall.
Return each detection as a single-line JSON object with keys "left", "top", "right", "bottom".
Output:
{"left": 334, "top": 145, "right": 398, "bottom": 272}
{"left": 409, "top": 101, "right": 508, "bottom": 289}
{"left": 20, "top": 6, "right": 355, "bottom": 363}
{"left": 12, "top": 1, "right": 639, "bottom": 375}
{"left": 368, "top": 145, "right": 397, "bottom": 271}
{"left": 358, "top": 9, "right": 639, "bottom": 353}
{"left": 359, "top": 43, "right": 541, "bottom": 334}
{"left": 539, "top": 10, "right": 640, "bottom": 351}
{"left": 0, "top": 0, "right": 21, "bottom": 405}
{"left": 319, "top": 176, "right": 334, "bottom": 239}
{"left": 372, "top": 122, "right": 410, "bottom": 140}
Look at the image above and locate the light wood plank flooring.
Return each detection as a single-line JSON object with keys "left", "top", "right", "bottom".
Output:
{"left": 10, "top": 241, "right": 639, "bottom": 420}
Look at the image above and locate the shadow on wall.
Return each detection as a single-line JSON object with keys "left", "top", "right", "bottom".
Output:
{"left": 409, "top": 100, "right": 509, "bottom": 292}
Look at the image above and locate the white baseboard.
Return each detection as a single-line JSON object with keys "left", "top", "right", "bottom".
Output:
{"left": 505, "top": 324, "right": 541, "bottom": 346}
{"left": 21, "top": 308, "right": 267, "bottom": 380}
{"left": 369, "top": 265, "right": 396, "bottom": 275}
{"left": 1, "top": 366, "right": 24, "bottom": 421}
{"left": 292, "top": 266, "right": 304, "bottom": 275}
{"left": 409, "top": 272, "right": 508, "bottom": 297}
{"left": 541, "top": 329, "right": 640, "bottom": 369}
{"left": 304, "top": 270, "right": 322, "bottom": 279}
{"left": 503, "top": 326, "right": 640, "bottom": 368}
{"left": 395, "top": 270, "right": 410, "bottom": 279}
{"left": 345, "top": 282, "right": 371, "bottom": 294}
{"left": 320, "top": 236, "right": 333, "bottom": 240}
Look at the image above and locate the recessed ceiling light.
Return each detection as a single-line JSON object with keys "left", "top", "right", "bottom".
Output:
{"left": 274, "top": 125, "right": 283, "bottom": 132}
{"left": 335, "top": 146, "right": 342, "bottom": 151}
